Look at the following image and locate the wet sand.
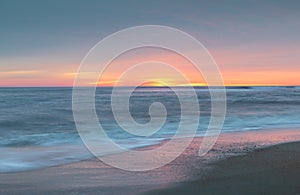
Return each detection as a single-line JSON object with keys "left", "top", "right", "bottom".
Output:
{"left": 1, "top": 129, "right": 300, "bottom": 195}
{"left": 146, "top": 141, "right": 300, "bottom": 195}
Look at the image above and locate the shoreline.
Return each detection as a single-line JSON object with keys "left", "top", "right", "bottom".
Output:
{"left": 0, "top": 128, "right": 300, "bottom": 194}
{"left": 3, "top": 126, "right": 299, "bottom": 174}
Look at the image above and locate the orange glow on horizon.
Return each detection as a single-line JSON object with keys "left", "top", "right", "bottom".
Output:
{"left": 1, "top": 47, "right": 300, "bottom": 87}
{"left": 1, "top": 66, "right": 300, "bottom": 87}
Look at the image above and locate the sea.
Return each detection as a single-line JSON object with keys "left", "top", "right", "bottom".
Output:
{"left": 1, "top": 86, "right": 300, "bottom": 172}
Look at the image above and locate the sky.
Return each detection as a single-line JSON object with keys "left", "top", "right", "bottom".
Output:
{"left": 0, "top": 0, "right": 300, "bottom": 86}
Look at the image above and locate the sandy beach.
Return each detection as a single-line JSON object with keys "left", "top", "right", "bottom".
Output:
{"left": 1, "top": 128, "right": 300, "bottom": 195}
{"left": 147, "top": 141, "right": 300, "bottom": 195}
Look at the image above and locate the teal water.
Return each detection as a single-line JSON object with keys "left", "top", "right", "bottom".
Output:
{"left": 0, "top": 86, "right": 300, "bottom": 172}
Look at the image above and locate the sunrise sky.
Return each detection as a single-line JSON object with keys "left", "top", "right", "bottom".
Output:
{"left": 1, "top": 0, "right": 299, "bottom": 87}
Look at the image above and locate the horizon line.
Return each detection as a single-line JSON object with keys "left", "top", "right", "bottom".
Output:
{"left": 0, "top": 85, "right": 299, "bottom": 88}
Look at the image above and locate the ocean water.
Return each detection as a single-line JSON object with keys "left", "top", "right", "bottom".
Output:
{"left": 1, "top": 86, "right": 300, "bottom": 172}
